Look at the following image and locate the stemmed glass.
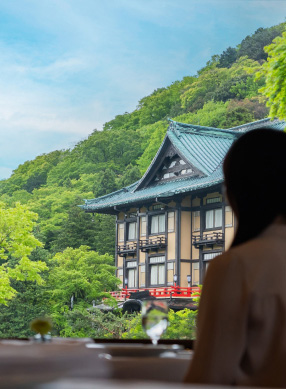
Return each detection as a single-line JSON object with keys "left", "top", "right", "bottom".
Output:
{"left": 141, "top": 300, "right": 168, "bottom": 345}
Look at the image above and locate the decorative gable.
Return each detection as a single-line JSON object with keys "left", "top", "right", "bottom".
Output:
{"left": 136, "top": 140, "right": 205, "bottom": 190}
{"left": 153, "top": 145, "right": 203, "bottom": 184}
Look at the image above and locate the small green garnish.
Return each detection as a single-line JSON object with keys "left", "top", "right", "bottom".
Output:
{"left": 30, "top": 317, "right": 52, "bottom": 335}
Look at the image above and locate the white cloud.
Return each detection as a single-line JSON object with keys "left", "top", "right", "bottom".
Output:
{"left": 0, "top": 0, "right": 285, "bottom": 181}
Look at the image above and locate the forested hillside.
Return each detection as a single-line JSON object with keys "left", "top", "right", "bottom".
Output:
{"left": 0, "top": 22, "right": 284, "bottom": 337}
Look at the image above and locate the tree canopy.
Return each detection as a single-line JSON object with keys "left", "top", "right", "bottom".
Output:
{"left": 0, "top": 202, "right": 47, "bottom": 304}
{"left": 258, "top": 29, "right": 286, "bottom": 119}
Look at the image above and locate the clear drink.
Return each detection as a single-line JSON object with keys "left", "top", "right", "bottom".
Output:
{"left": 142, "top": 315, "right": 168, "bottom": 345}
{"left": 141, "top": 300, "right": 168, "bottom": 345}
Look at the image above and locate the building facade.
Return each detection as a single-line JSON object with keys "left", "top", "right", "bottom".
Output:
{"left": 81, "top": 118, "right": 285, "bottom": 291}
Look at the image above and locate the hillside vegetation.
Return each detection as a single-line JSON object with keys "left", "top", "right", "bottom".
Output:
{"left": 0, "top": 22, "right": 284, "bottom": 337}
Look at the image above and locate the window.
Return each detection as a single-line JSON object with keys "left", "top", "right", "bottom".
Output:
{"left": 225, "top": 205, "right": 233, "bottom": 227}
{"left": 206, "top": 197, "right": 221, "bottom": 204}
{"left": 149, "top": 256, "right": 165, "bottom": 286}
{"left": 149, "top": 255, "right": 165, "bottom": 286}
{"left": 151, "top": 214, "right": 165, "bottom": 234}
{"left": 127, "top": 268, "right": 137, "bottom": 288}
{"left": 118, "top": 223, "right": 124, "bottom": 242}
{"left": 163, "top": 172, "right": 175, "bottom": 179}
{"left": 167, "top": 262, "right": 174, "bottom": 270}
{"left": 140, "top": 216, "right": 146, "bottom": 236}
{"left": 150, "top": 256, "right": 165, "bottom": 264}
{"left": 193, "top": 211, "right": 200, "bottom": 231}
{"left": 192, "top": 262, "right": 200, "bottom": 285}
{"left": 117, "top": 269, "right": 123, "bottom": 282}
{"left": 205, "top": 208, "right": 222, "bottom": 229}
{"left": 128, "top": 222, "right": 137, "bottom": 240}
{"left": 203, "top": 252, "right": 221, "bottom": 261}
{"left": 150, "top": 264, "right": 165, "bottom": 285}
{"left": 168, "top": 211, "right": 175, "bottom": 232}
{"left": 181, "top": 168, "right": 193, "bottom": 175}
{"left": 203, "top": 252, "right": 222, "bottom": 272}
{"left": 126, "top": 261, "right": 137, "bottom": 268}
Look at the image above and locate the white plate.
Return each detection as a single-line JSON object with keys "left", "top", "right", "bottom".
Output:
{"left": 86, "top": 343, "right": 183, "bottom": 357}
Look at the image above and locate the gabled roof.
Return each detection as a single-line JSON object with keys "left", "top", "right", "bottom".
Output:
{"left": 80, "top": 118, "right": 285, "bottom": 214}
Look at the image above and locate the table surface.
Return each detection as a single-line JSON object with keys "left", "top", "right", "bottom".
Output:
{"left": 0, "top": 338, "right": 192, "bottom": 388}
{"left": 0, "top": 339, "right": 271, "bottom": 389}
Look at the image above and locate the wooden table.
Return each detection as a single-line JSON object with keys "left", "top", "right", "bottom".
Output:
{"left": 0, "top": 339, "right": 192, "bottom": 388}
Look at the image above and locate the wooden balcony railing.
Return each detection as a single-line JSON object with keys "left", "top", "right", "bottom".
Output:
{"left": 117, "top": 242, "right": 137, "bottom": 257}
{"left": 110, "top": 285, "right": 201, "bottom": 300}
{"left": 139, "top": 236, "right": 167, "bottom": 252}
{"left": 192, "top": 232, "right": 224, "bottom": 249}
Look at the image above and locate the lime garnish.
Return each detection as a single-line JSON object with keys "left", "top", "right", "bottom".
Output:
{"left": 30, "top": 317, "right": 52, "bottom": 335}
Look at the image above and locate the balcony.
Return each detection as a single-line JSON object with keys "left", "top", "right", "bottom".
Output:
{"left": 139, "top": 236, "right": 167, "bottom": 252}
{"left": 117, "top": 242, "right": 137, "bottom": 257}
{"left": 110, "top": 285, "right": 201, "bottom": 301}
{"left": 192, "top": 232, "right": 224, "bottom": 249}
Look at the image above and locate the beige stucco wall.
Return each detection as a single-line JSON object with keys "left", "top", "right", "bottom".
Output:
{"left": 180, "top": 211, "right": 191, "bottom": 259}
{"left": 167, "top": 267, "right": 174, "bottom": 284}
{"left": 225, "top": 226, "right": 234, "bottom": 250}
{"left": 118, "top": 212, "right": 125, "bottom": 220}
{"left": 191, "top": 230, "right": 200, "bottom": 260}
{"left": 225, "top": 206, "right": 235, "bottom": 250}
{"left": 139, "top": 267, "right": 145, "bottom": 287}
{"left": 192, "top": 197, "right": 200, "bottom": 207}
{"left": 168, "top": 232, "right": 176, "bottom": 260}
{"left": 180, "top": 262, "right": 191, "bottom": 288}
{"left": 139, "top": 250, "right": 145, "bottom": 263}
{"left": 181, "top": 196, "right": 191, "bottom": 207}
{"left": 117, "top": 257, "right": 123, "bottom": 268}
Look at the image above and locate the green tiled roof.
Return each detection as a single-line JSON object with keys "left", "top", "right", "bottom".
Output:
{"left": 80, "top": 118, "right": 285, "bottom": 213}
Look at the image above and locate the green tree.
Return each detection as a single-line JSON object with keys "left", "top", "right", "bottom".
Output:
{"left": 237, "top": 24, "right": 284, "bottom": 62}
{"left": 56, "top": 308, "right": 136, "bottom": 338}
{"left": 258, "top": 29, "right": 286, "bottom": 119}
{"left": 218, "top": 47, "right": 237, "bottom": 68}
{"left": 51, "top": 205, "right": 98, "bottom": 253}
{"left": 0, "top": 202, "right": 47, "bottom": 305}
{"left": 48, "top": 246, "right": 120, "bottom": 315}
{"left": 117, "top": 164, "right": 142, "bottom": 188}
{"left": 122, "top": 309, "right": 197, "bottom": 340}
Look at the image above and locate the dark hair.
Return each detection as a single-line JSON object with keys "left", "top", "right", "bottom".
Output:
{"left": 223, "top": 128, "right": 286, "bottom": 247}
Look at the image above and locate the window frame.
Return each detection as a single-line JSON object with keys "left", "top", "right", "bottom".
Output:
{"left": 149, "top": 255, "right": 166, "bottom": 287}
{"left": 127, "top": 221, "right": 137, "bottom": 241}
{"left": 118, "top": 223, "right": 124, "bottom": 242}
{"left": 150, "top": 213, "right": 166, "bottom": 235}
{"left": 140, "top": 216, "right": 147, "bottom": 236}
{"left": 168, "top": 211, "right": 175, "bottom": 232}
{"left": 205, "top": 208, "right": 223, "bottom": 230}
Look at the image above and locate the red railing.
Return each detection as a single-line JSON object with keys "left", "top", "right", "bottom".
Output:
{"left": 110, "top": 286, "right": 201, "bottom": 300}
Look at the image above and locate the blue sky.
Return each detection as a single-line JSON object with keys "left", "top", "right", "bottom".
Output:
{"left": 0, "top": 0, "right": 285, "bottom": 180}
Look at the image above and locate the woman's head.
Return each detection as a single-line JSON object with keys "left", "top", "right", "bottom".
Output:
{"left": 223, "top": 128, "right": 286, "bottom": 247}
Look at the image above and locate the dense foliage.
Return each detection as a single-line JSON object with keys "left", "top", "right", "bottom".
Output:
{"left": 258, "top": 30, "right": 286, "bottom": 119}
{"left": 0, "top": 22, "right": 284, "bottom": 337}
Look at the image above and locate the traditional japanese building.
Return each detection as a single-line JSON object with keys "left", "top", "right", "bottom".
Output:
{"left": 81, "top": 118, "right": 285, "bottom": 294}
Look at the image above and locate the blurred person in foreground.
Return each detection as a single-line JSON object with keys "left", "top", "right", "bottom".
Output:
{"left": 185, "top": 128, "right": 286, "bottom": 387}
